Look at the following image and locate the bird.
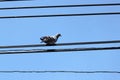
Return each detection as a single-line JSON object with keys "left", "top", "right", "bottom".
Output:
{"left": 40, "top": 33, "right": 61, "bottom": 45}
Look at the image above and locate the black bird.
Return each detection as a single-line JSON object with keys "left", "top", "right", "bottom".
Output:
{"left": 40, "top": 33, "right": 61, "bottom": 45}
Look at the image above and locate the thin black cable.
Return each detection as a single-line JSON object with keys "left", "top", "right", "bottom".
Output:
{"left": 0, "top": 12, "right": 119, "bottom": 19}
{"left": 0, "top": 49, "right": 44, "bottom": 52}
{"left": 0, "top": 70, "right": 120, "bottom": 74}
{"left": 0, "top": 0, "right": 30, "bottom": 2}
{"left": 0, "top": 46, "right": 120, "bottom": 54}
{"left": 0, "top": 40, "right": 120, "bottom": 49}
{"left": 0, "top": 3, "right": 120, "bottom": 10}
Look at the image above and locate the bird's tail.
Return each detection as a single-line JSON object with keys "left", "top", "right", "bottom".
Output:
{"left": 40, "top": 37, "right": 43, "bottom": 40}
{"left": 40, "top": 37, "right": 44, "bottom": 43}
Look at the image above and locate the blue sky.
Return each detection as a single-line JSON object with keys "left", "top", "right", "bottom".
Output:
{"left": 0, "top": 0, "right": 120, "bottom": 80}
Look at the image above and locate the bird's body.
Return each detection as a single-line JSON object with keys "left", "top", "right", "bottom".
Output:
{"left": 40, "top": 33, "right": 61, "bottom": 45}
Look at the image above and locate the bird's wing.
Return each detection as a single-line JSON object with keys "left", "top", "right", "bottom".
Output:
{"left": 45, "top": 36, "right": 55, "bottom": 43}
{"left": 40, "top": 36, "right": 55, "bottom": 43}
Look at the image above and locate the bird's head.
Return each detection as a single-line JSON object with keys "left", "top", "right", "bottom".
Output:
{"left": 56, "top": 33, "right": 61, "bottom": 37}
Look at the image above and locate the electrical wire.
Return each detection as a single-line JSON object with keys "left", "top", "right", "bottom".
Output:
{"left": 0, "top": 3, "right": 120, "bottom": 10}
{"left": 0, "top": 40, "right": 120, "bottom": 49}
{"left": 0, "top": 70, "right": 119, "bottom": 74}
{"left": 0, "top": 0, "right": 29, "bottom": 2}
{"left": 0, "top": 46, "right": 120, "bottom": 54}
{"left": 0, "top": 12, "right": 119, "bottom": 19}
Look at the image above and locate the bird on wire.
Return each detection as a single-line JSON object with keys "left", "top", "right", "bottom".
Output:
{"left": 40, "top": 33, "right": 61, "bottom": 45}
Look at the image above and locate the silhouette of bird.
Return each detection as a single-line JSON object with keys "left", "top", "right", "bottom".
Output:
{"left": 40, "top": 33, "right": 61, "bottom": 45}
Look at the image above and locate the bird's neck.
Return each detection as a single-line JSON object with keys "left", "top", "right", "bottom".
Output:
{"left": 54, "top": 35, "right": 60, "bottom": 41}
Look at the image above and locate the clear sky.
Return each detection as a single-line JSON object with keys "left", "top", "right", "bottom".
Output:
{"left": 0, "top": 0, "right": 120, "bottom": 80}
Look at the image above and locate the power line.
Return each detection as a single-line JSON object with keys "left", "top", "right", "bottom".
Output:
{"left": 0, "top": 3, "right": 120, "bottom": 10}
{"left": 0, "top": 46, "right": 120, "bottom": 54}
{"left": 0, "top": 40, "right": 120, "bottom": 49}
{"left": 0, "top": 12, "right": 119, "bottom": 19}
{"left": 0, "top": 70, "right": 120, "bottom": 74}
{"left": 0, "top": 0, "right": 30, "bottom": 2}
